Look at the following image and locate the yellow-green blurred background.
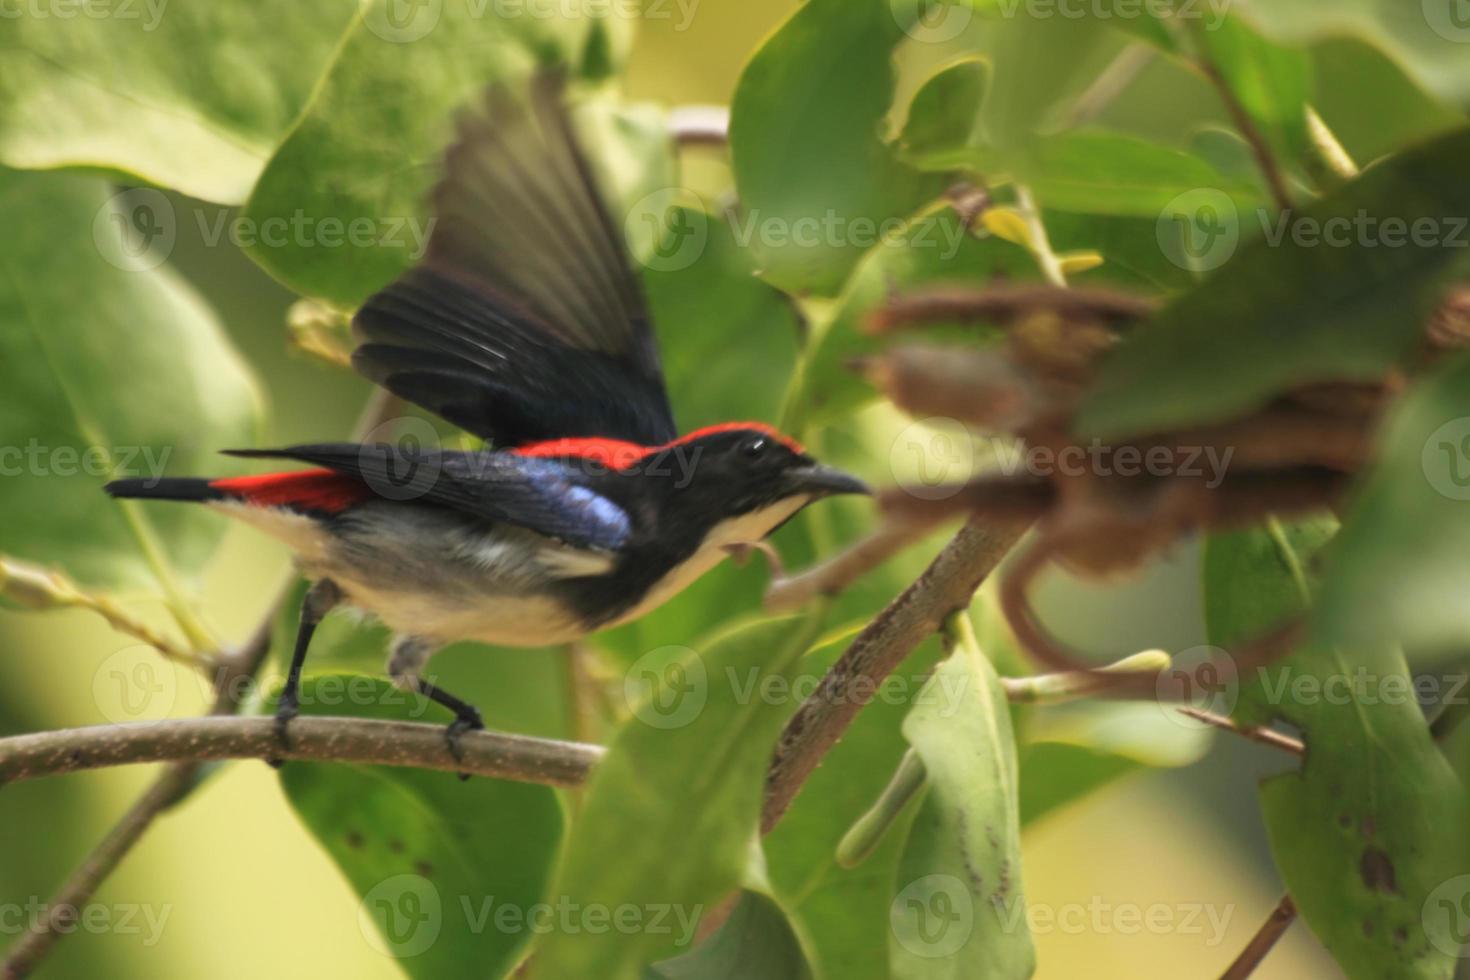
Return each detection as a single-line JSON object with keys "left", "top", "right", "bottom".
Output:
{"left": 3, "top": 1, "right": 1404, "bottom": 975}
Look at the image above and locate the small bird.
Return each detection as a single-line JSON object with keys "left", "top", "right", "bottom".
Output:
{"left": 106, "top": 73, "right": 869, "bottom": 755}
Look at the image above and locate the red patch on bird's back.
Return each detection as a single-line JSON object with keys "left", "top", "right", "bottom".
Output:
{"left": 513, "top": 422, "right": 803, "bottom": 469}
{"left": 210, "top": 469, "right": 373, "bottom": 513}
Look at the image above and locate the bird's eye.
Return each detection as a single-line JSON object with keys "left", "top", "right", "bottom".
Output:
{"left": 741, "top": 437, "right": 768, "bottom": 459}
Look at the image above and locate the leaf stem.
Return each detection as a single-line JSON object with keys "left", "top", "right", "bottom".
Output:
{"left": 835, "top": 747, "right": 927, "bottom": 868}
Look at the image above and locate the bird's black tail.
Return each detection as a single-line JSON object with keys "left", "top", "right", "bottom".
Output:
{"left": 104, "top": 478, "right": 224, "bottom": 503}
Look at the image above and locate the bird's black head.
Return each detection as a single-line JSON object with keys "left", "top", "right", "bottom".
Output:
{"left": 631, "top": 423, "right": 871, "bottom": 541}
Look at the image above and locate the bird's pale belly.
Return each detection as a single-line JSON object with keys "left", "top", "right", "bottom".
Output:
{"left": 333, "top": 579, "right": 591, "bottom": 647}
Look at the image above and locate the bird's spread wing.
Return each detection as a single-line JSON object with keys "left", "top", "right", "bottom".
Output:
{"left": 352, "top": 72, "right": 677, "bottom": 448}
{"left": 225, "top": 445, "right": 632, "bottom": 552}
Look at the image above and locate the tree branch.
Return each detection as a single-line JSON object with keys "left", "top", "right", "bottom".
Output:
{"left": 760, "top": 517, "right": 1027, "bottom": 833}
{"left": 0, "top": 716, "right": 602, "bottom": 788}
{"left": 1219, "top": 895, "right": 1297, "bottom": 980}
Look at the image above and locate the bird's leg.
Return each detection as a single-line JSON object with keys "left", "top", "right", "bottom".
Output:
{"left": 387, "top": 636, "right": 484, "bottom": 779}
{"left": 270, "top": 578, "right": 342, "bottom": 766}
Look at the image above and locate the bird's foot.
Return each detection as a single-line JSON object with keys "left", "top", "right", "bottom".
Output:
{"left": 445, "top": 709, "right": 485, "bottom": 781}
{"left": 268, "top": 696, "right": 300, "bottom": 770}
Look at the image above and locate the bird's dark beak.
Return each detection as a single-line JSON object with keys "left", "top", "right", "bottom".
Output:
{"left": 788, "top": 463, "right": 872, "bottom": 499}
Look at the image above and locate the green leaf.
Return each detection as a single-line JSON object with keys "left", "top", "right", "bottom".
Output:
{"left": 900, "top": 59, "right": 987, "bottom": 169}
{"left": 645, "top": 211, "right": 801, "bottom": 433}
{"left": 1313, "top": 355, "right": 1470, "bottom": 657}
{"left": 1234, "top": 0, "right": 1470, "bottom": 109}
{"left": 1015, "top": 699, "right": 1212, "bottom": 826}
{"left": 1077, "top": 125, "right": 1470, "bottom": 440}
{"left": 889, "top": 625, "right": 1034, "bottom": 979}
{"left": 0, "top": 2, "right": 356, "bottom": 203}
{"left": 0, "top": 169, "right": 262, "bottom": 591}
{"left": 1206, "top": 525, "right": 1470, "bottom": 979}
{"left": 279, "top": 674, "right": 564, "bottom": 980}
{"left": 531, "top": 612, "right": 828, "bottom": 980}
{"left": 648, "top": 860, "right": 815, "bottom": 980}
{"left": 970, "top": 8, "right": 1124, "bottom": 155}
{"left": 240, "top": 2, "right": 622, "bottom": 305}
{"left": 947, "top": 132, "right": 1264, "bottom": 217}
{"left": 1187, "top": 14, "right": 1313, "bottom": 171}
{"left": 729, "top": 0, "right": 947, "bottom": 295}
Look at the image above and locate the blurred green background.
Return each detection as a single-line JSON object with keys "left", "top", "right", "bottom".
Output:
{"left": 11, "top": 0, "right": 1461, "bottom": 975}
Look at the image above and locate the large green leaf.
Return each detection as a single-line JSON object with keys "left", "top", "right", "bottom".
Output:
{"left": 241, "top": 1, "right": 623, "bottom": 305}
{"left": 1078, "top": 125, "right": 1470, "bottom": 439}
{"left": 728, "top": 0, "right": 947, "bottom": 295}
{"left": 1313, "top": 355, "right": 1470, "bottom": 657}
{"left": 943, "top": 132, "right": 1263, "bottom": 217}
{"left": 763, "top": 632, "right": 946, "bottom": 980}
{"left": 1235, "top": 0, "right": 1470, "bottom": 109}
{"left": 1206, "top": 525, "right": 1470, "bottom": 979}
{"left": 0, "top": 169, "right": 261, "bottom": 591}
{"left": 530, "top": 612, "right": 827, "bottom": 979}
{"left": 969, "top": 6, "right": 1123, "bottom": 156}
{"left": 890, "top": 629, "right": 1034, "bottom": 979}
{"left": 899, "top": 59, "right": 987, "bottom": 170}
{"left": 279, "top": 674, "right": 564, "bottom": 980}
{"left": 0, "top": 1, "right": 356, "bottom": 203}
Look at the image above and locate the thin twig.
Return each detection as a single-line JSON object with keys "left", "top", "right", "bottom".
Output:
{"left": 1176, "top": 708, "right": 1305, "bottom": 756}
{"left": 1191, "top": 33, "right": 1293, "bottom": 214}
{"left": 760, "top": 518, "right": 1027, "bottom": 833}
{"left": 0, "top": 716, "right": 602, "bottom": 787}
{"left": 0, "top": 556, "right": 202, "bottom": 667}
{"left": 1220, "top": 895, "right": 1297, "bottom": 980}
{"left": 1064, "top": 44, "right": 1155, "bottom": 128}
{"left": 764, "top": 519, "right": 938, "bottom": 613}
{"left": 870, "top": 283, "right": 1157, "bottom": 333}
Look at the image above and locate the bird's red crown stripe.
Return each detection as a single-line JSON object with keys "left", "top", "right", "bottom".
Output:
{"left": 513, "top": 422, "right": 803, "bottom": 469}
